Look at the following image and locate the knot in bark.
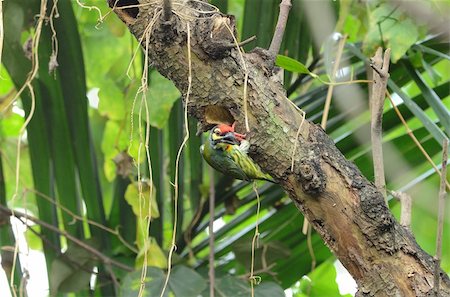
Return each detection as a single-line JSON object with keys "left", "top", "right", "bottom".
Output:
{"left": 196, "top": 15, "right": 236, "bottom": 59}
{"left": 297, "top": 156, "right": 326, "bottom": 195}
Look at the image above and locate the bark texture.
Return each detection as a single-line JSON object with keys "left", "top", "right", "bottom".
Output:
{"left": 108, "top": 1, "right": 450, "bottom": 296}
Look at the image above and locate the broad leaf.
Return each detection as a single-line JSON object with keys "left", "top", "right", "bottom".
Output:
{"left": 120, "top": 267, "right": 168, "bottom": 297}
{"left": 135, "top": 238, "right": 167, "bottom": 269}
{"left": 124, "top": 181, "right": 159, "bottom": 219}
{"left": 169, "top": 265, "right": 207, "bottom": 297}
{"left": 363, "top": 3, "right": 421, "bottom": 62}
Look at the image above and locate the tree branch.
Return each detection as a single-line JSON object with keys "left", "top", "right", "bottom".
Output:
{"left": 0, "top": 205, "right": 133, "bottom": 272}
{"left": 370, "top": 47, "right": 390, "bottom": 198}
{"left": 434, "top": 139, "right": 448, "bottom": 296}
{"left": 268, "top": 0, "right": 292, "bottom": 58}
{"left": 109, "top": 2, "right": 450, "bottom": 295}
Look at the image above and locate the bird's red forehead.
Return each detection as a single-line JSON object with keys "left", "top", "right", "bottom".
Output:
{"left": 216, "top": 123, "right": 246, "bottom": 141}
{"left": 217, "top": 124, "right": 234, "bottom": 134}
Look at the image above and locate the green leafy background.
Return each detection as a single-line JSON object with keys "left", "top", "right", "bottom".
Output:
{"left": 1, "top": 0, "right": 449, "bottom": 296}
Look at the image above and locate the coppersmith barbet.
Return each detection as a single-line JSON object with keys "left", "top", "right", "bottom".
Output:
{"left": 200, "top": 124, "right": 275, "bottom": 183}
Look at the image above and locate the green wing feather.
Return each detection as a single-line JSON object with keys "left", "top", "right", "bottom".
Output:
{"left": 227, "top": 145, "right": 275, "bottom": 182}
{"left": 201, "top": 142, "right": 275, "bottom": 183}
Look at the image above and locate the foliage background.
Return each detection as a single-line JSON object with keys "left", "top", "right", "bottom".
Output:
{"left": 0, "top": 0, "right": 449, "bottom": 296}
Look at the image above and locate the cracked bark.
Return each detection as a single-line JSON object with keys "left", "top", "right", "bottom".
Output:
{"left": 108, "top": 1, "right": 450, "bottom": 296}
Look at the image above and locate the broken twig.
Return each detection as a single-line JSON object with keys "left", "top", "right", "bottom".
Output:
{"left": 0, "top": 205, "right": 133, "bottom": 272}
{"left": 268, "top": 0, "right": 292, "bottom": 58}
{"left": 434, "top": 139, "right": 448, "bottom": 296}
{"left": 391, "top": 191, "right": 412, "bottom": 229}
{"left": 370, "top": 47, "right": 391, "bottom": 199}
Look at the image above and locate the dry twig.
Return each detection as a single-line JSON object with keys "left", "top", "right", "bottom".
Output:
{"left": 434, "top": 139, "right": 448, "bottom": 296}
{"left": 249, "top": 182, "right": 262, "bottom": 297}
{"left": 370, "top": 47, "right": 391, "bottom": 199}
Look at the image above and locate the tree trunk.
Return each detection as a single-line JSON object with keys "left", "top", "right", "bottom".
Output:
{"left": 108, "top": 1, "right": 450, "bottom": 296}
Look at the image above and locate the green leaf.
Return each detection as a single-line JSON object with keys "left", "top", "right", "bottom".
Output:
{"left": 233, "top": 240, "right": 290, "bottom": 271}
{"left": 215, "top": 275, "right": 250, "bottom": 297}
{"left": 50, "top": 241, "right": 97, "bottom": 293}
{"left": 147, "top": 71, "right": 181, "bottom": 128}
{"left": 120, "top": 267, "right": 168, "bottom": 297}
{"left": 0, "top": 67, "right": 14, "bottom": 94}
{"left": 0, "top": 112, "right": 24, "bottom": 138}
{"left": 24, "top": 227, "right": 43, "bottom": 250}
{"left": 276, "top": 55, "right": 311, "bottom": 74}
{"left": 124, "top": 181, "right": 160, "bottom": 219}
{"left": 135, "top": 237, "right": 167, "bottom": 269}
{"left": 207, "top": 275, "right": 286, "bottom": 297}
{"left": 254, "top": 282, "right": 285, "bottom": 297}
{"left": 101, "top": 120, "right": 129, "bottom": 181}
{"left": 121, "top": 265, "right": 206, "bottom": 297}
{"left": 298, "top": 261, "right": 349, "bottom": 297}
{"left": 98, "top": 81, "right": 127, "bottom": 121}
{"left": 169, "top": 265, "right": 207, "bottom": 297}
{"left": 363, "top": 4, "right": 420, "bottom": 62}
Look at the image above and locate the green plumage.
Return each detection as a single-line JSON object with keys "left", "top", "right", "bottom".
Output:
{"left": 200, "top": 129, "right": 275, "bottom": 183}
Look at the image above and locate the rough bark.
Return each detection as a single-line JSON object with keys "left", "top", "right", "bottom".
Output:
{"left": 108, "top": 1, "right": 450, "bottom": 296}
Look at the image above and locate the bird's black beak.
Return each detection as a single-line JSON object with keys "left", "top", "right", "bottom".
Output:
{"left": 218, "top": 132, "right": 240, "bottom": 145}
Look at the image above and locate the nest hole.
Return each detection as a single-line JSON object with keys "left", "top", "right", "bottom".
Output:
{"left": 109, "top": 0, "right": 139, "bottom": 19}
{"left": 204, "top": 105, "right": 234, "bottom": 126}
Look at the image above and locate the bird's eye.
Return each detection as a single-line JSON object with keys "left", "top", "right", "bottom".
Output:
{"left": 214, "top": 129, "right": 221, "bottom": 135}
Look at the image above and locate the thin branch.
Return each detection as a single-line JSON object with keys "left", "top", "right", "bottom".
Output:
{"left": 306, "top": 224, "right": 316, "bottom": 271}
{"left": 208, "top": 168, "right": 215, "bottom": 297}
{"left": 16, "top": 217, "right": 110, "bottom": 282}
{"left": 268, "top": 0, "right": 292, "bottom": 58}
{"left": 386, "top": 91, "right": 450, "bottom": 191}
{"left": 162, "top": 0, "right": 172, "bottom": 22}
{"left": 370, "top": 47, "right": 391, "bottom": 199}
{"left": 434, "top": 139, "right": 448, "bottom": 296}
{"left": 321, "top": 34, "right": 347, "bottom": 130}
{"left": 391, "top": 191, "right": 412, "bottom": 229}
{"left": 239, "top": 263, "right": 277, "bottom": 280}
{"left": 0, "top": 205, "right": 133, "bottom": 272}
{"left": 249, "top": 182, "right": 262, "bottom": 297}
